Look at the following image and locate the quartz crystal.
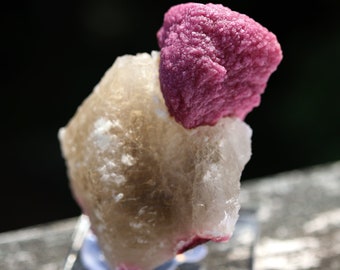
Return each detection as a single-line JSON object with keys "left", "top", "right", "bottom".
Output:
{"left": 59, "top": 52, "right": 252, "bottom": 270}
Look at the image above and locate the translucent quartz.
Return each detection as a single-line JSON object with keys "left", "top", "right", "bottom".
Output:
{"left": 59, "top": 52, "right": 252, "bottom": 270}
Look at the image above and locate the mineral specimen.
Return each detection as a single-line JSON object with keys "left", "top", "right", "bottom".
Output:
{"left": 59, "top": 3, "right": 282, "bottom": 270}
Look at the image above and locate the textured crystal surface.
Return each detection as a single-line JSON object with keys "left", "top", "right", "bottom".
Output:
{"left": 157, "top": 3, "right": 282, "bottom": 128}
{"left": 59, "top": 52, "right": 252, "bottom": 270}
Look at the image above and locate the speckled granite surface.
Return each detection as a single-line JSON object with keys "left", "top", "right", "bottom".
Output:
{"left": 1, "top": 161, "right": 339, "bottom": 270}
{"left": 0, "top": 218, "right": 75, "bottom": 270}
{"left": 241, "top": 161, "right": 340, "bottom": 270}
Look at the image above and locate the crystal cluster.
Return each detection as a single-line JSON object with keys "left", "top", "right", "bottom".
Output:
{"left": 59, "top": 2, "right": 282, "bottom": 270}
{"left": 59, "top": 52, "right": 252, "bottom": 270}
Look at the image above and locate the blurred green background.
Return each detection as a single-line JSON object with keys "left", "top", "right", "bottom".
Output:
{"left": 2, "top": 0, "right": 339, "bottom": 232}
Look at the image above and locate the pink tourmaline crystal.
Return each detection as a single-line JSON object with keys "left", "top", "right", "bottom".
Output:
{"left": 157, "top": 3, "right": 282, "bottom": 128}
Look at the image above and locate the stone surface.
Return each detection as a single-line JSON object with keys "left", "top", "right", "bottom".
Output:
{"left": 240, "top": 161, "right": 340, "bottom": 270}
{"left": 1, "top": 162, "right": 339, "bottom": 270}
{"left": 59, "top": 52, "right": 252, "bottom": 270}
{"left": 0, "top": 218, "right": 75, "bottom": 270}
{"left": 157, "top": 3, "right": 282, "bottom": 128}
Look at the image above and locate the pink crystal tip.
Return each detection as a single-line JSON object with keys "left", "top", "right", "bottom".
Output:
{"left": 157, "top": 3, "right": 283, "bottom": 128}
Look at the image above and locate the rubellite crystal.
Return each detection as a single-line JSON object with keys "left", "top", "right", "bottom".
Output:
{"left": 157, "top": 3, "right": 282, "bottom": 128}
{"left": 59, "top": 52, "right": 252, "bottom": 270}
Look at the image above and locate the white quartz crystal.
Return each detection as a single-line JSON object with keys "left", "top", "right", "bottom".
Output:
{"left": 59, "top": 51, "right": 252, "bottom": 270}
